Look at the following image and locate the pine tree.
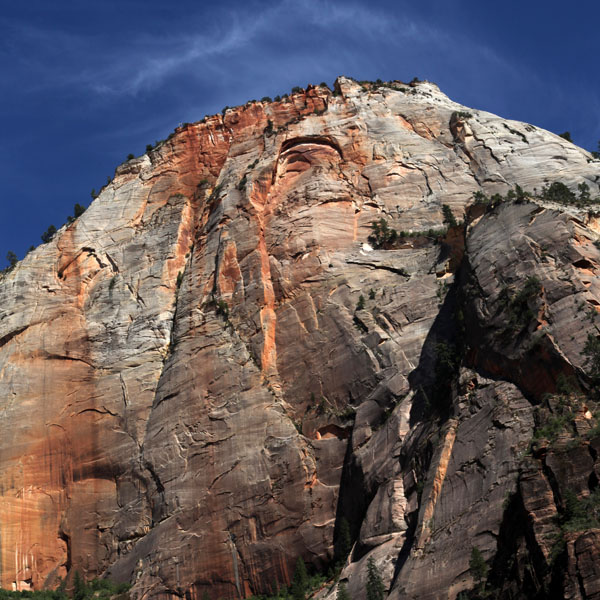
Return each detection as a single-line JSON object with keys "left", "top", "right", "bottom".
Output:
{"left": 73, "top": 571, "right": 87, "bottom": 600}
{"left": 365, "top": 557, "right": 385, "bottom": 600}
{"left": 335, "top": 517, "right": 352, "bottom": 563}
{"left": 6, "top": 251, "right": 17, "bottom": 268}
{"left": 469, "top": 547, "right": 488, "bottom": 591}
{"left": 290, "top": 556, "right": 308, "bottom": 600}
{"left": 442, "top": 204, "right": 457, "bottom": 227}
{"left": 337, "top": 582, "right": 351, "bottom": 600}
{"left": 41, "top": 224, "right": 57, "bottom": 244}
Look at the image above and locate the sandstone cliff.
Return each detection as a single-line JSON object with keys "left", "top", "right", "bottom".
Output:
{"left": 1, "top": 77, "right": 600, "bottom": 600}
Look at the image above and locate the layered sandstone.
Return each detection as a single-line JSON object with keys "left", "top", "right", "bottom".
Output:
{"left": 1, "top": 77, "right": 600, "bottom": 599}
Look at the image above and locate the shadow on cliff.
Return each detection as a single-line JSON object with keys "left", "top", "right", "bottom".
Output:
{"left": 407, "top": 277, "right": 463, "bottom": 426}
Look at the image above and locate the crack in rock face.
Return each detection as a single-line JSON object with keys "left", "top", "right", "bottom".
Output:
{"left": 1, "top": 77, "right": 600, "bottom": 599}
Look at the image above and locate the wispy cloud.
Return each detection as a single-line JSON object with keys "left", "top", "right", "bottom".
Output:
{"left": 1, "top": 0, "right": 597, "bottom": 144}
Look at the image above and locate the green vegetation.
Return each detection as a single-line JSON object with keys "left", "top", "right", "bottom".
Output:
{"left": 540, "top": 181, "right": 576, "bottom": 205}
{"left": 74, "top": 204, "right": 86, "bottom": 218}
{"left": 402, "top": 227, "right": 448, "bottom": 240}
{"left": 264, "top": 120, "right": 275, "bottom": 135}
{"left": 357, "top": 79, "right": 408, "bottom": 93}
{"left": 546, "top": 488, "right": 600, "bottom": 567}
{"left": 453, "top": 111, "right": 473, "bottom": 120}
{"left": 6, "top": 251, "right": 18, "bottom": 269}
{"left": 560, "top": 488, "right": 600, "bottom": 532}
{"left": 290, "top": 557, "right": 308, "bottom": 600}
{"left": 0, "top": 591, "right": 68, "bottom": 600}
{"left": 67, "top": 203, "right": 88, "bottom": 224}
{"left": 558, "top": 131, "right": 573, "bottom": 142}
{"left": 538, "top": 179, "right": 600, "bottom": 207}
{"left": 1, "top": 251, "right": 18, "bottom": 275}
{"left": 368, "top": 218, "right": 451, "bottom": 249}
{"left": 0, "top": 575, "right": 130, "bottom": 600}
{"left": 368, "top": 218, "right": 398, "bottom": 248}
{"left": 469, "top": 181, "right": 599, "bottom": 214}
{"left": 530, "top": 380, "right": 599, "bottom": 450}
{"left": 365, "top": 558, "right": 385, "bottom": 600}
{"left": 497, "top": 276, "right": 541, "bottom": 333}
{"left": 442, "top": 204, "right": 457, "bottom": 227}
{"left": 353, "top": 315, "right": 368, "bottom": 333}
{"left": 261, "top": 96, "right": 272, "bottom": 103}
{"left": 336, "top": 583, "right": 350, "bottom": 600}
{"left": 436, "top": 280, "right": 449, "bottom": 303}
{"left": 356, "top": 295, "right": 365, "bottom": 311}
{"left": 503, "top": 123, "right": 529, "bottom": 144}
{"left": 469, "top": 547, "right": 488, "bottom": 591}
{"left": 431, "top": 341, "right": 460, "bottom": 411}
{"left": 291, "top": 86, "right": 303, "bottom": 94}
{"left": 582, "top": 332, "right": 600, "bottom": 386}
{"left": 334, "top": 517, "right": 352, "bottom": 563}
{"left": 533, "top": 412, "right": 572, "bottom": 443}
{"left": 215, "top": 299, "right": 229, "bottom": 320}
{"left": 127, "top": 153, "right": 135, "bottom": 161}
{"left": 41, "top": 225, "right": 57, "bottom": 244}
{"left": 247, "top": 563, "right": 326, "bottom": 600}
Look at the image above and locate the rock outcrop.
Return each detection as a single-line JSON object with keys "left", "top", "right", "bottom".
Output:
{"left": 1, "top": 77, "right": 600, "bottom": 599}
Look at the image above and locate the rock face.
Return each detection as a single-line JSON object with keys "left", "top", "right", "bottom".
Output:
{"left": 1, "top": 77, "right": 600, "bottom": 599}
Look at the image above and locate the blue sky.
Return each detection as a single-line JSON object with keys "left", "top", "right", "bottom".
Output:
{"left": 1, "top": 0, "right": 599, "bottom": 268}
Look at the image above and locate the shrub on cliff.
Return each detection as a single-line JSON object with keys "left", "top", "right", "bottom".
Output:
{"left": 561, "top": 488, "right": 600, "bottom": 532}
{"left": 498, "top": 276, "right": 541, "bottom": 333}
